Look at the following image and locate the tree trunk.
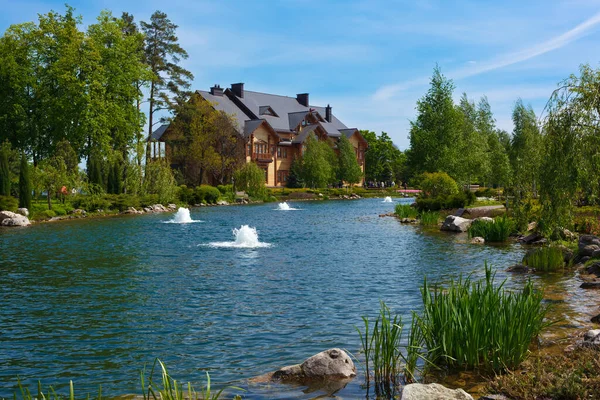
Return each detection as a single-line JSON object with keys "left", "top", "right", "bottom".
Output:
{"left": 47, "top": 189, "right": 52, "bottom": 210}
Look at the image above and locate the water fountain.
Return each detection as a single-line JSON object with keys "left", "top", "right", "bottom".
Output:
{"left": 164, "top": 207, "right": 200, "bottom": 223}
{"left": 209, "top": 225, "right": 271, "bottom": 248}
{"left": 383, "top": 196, "right": 393, "bottom": 203}
{"left": 276, "top": 202, "right": 299, "bottom": 210}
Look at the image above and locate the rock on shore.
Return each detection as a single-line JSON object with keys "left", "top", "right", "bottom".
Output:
{"left": 441, "top": 215, "right": 472, "bottom": 232}
{"left": 0, "top": 210, "right": 31, "bottom": 227}
{"left": 401, "top": 383, "right": 473, "bottom": 400}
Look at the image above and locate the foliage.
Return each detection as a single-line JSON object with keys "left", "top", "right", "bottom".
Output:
{"left": 170, "top": 94, "right": 242, "bottom": 186}
{"left": 234, "top": 162, "right": 267, "bottom": 198}
{"left": 18, "top": 153, "right": 31, "bottom": 209}
{"left": 474, "top": 187, "right": 497, "bottom": 197}
{"left": 285, "top": 157, "right": 304, "bottom": 188}
{"left": 143, "top": 160, "right": 177, "bottom": 204}
{"left": 407, "top": 66, "right": 461, "bottom": 177}
{"left": 362, "top": 130, "right": 404, "bottom": 183}
{"left": 414, "top": 264, "right": 550, "bottom": 372}
{"left": 419, "top": 211, "right": 439, "bottom": 226}
{"left": 0, "top": 144, "right": 10, "bottom": 195}
{"left": 141, "top": 10, "right": 193, "bottom": 161}
{"left": 337, "top": 134, "right": 363, "bottom": 186}
{"left": 486, "top": 346, "right": 600, "bottom": 400}
{"left": 300, "top": 134, "right": 337, "bottom": 188}
{"left": 414, "top": 191, "right": 475, "bottom": 212}
{"left": 418, "top": 172, "right": 458, "bottom": 198}
{"left": 395, "top": 204, "right": 419, "bottom": 219}
{"left": 194, "top": 185, "right": 220, "bottom": 204}
{"left": 574, "top": 215, "right": 600, "bottom": 235}
{"left": 178, "top": 185, "right": 194, "bottom": 204}
{"left": 33, "top": 156, "right": 70, "bottom": 210}
{"left": 523, "top": 246, "right": 565, "bottom": 272}
{"left": 468, "top": 216, "right": 515, "bottom": 242}
{"left": 0, "top": 195, "right": 18, "bottom": 211}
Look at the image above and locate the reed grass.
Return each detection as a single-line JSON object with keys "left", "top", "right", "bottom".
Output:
{"left": 13, "top": 379, "right": 101, "bottom": 400}
{"left": 414, "top": 263, "right": 550, "bottom": 372}
{"left": 357, "top": 302, "right": 426, "bottom": 396}
{"left": 523, "top": 246, "right": 565, "bottom": 272}
{"left": 419, "top": 211, "right": 439, "bottom": 226}
{"left": 141, "top": 359, "right": 242, "bottom": 400}
{"left": 468, "top": 215, "right": 515, "bottom": 242}
{"left": 395, "top": 204, "right": 418, "bottom": 219}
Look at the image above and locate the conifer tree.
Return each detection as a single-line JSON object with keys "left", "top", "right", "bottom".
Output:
{"left": 18, "top": 153, "right": 31, "bottom": 209}
{"left": 0, "top": 147, "right": 9, "bottom": 196}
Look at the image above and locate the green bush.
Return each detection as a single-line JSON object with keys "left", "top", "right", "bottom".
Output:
{"left": 419, "top": 172, "right": 458, "bottom": 198}
{"left": 414, "top": 196, "right": 444, "bottom": 212}
{"left": 105, "top": 194, "right": 141, "bottom": 212}
{"left": 414, "top": 264, "right": 550, "bottom": 372}
{"left": 39, "top": 209, "right": 56, "bottom": 219}
{"left": 523, "top": 246, "right": 565, "bottom": 272}
{"left": 71, "top": 195, "right": 111, "bottom": 212}
{"left": 194, "top": 185, "right": 220, "bottom": 204}
{"left": 178, "top": 185, "right": 194, "bottom": 204}
{"left": 234, "top": 162, "right": 267, "bottom": 198}
{"left": 395, "top": 204, "right": 419, "bottom": 218}
{"left": 139, "top": 194, "right": 160, "bottom": 207}
{"left": 468, "top": 215, "right": 515, "bottom": 242}
{"left": 217, "top": 184, "right": 233, "bottom": 195}
{"left": 415, "top": 191, "right": 475, "bottom": 211}
{"left": 474, "top": 187, "right": 496, "bottom": 197}
{"left": 0, "top": 195, "right": 18, "bottom": 211}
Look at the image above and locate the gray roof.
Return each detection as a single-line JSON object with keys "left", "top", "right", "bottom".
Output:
{"left": 151, "top": 86, "right": 364, "bottom": 145}
{"left": 292, "top": 125, "right": 320, "bottom": 144}
{"left": 151, "top": 124, "right": 169, "bottom": 141}
{"left": 339, "top": 128, "right": 359, "bottom": 138}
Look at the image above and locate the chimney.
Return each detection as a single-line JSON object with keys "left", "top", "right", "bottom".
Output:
{"left": 210, "top": 84, "right": 223, "bottom": 96}
{"left": 296, "top": 93, "right": 309, "bottom": 107}
{"left": 231, "top": 82, "right": 244, "bottom": 98}
{"left": 325, "top": 104, "right": 332, "bottom": 122}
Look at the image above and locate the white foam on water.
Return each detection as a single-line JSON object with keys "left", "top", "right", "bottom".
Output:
{"left": 208, "top": 225, "right": 271, "bottom": 248}
{"left": 163, "top": 207, "right": 202, "bottom": 223}
{"left": 275, "top": 202, "right": 299, "bottom": 211}
{"left": 383, "top": 196, "right": 393, "bottom": 203}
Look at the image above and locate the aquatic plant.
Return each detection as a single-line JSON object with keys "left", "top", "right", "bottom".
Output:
{"left": 414, "top": 263, "right": 550, "bottom": 372}
{"left": 395, "top": 204, "right": 418, "bottom": 219}
{"left": 468, "top": 215, "right": 515, "bottom": 242}
{"left": 523, "top": 246, "right": 565, "bottom": 272}
{"left": 419, "top": 211, "right": 439, "bottom": 226}
{"left": 13, "top": 379, "right": 101, "bottom": 400}
{"left": 141, "top": 358, "right": 243, "bottom": 400}
{"left": 357, "top": 302, "right": 426, "bottom": 396}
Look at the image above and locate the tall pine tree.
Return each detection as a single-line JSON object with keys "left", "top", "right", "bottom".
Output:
{"left": 18, "top": 153, "right": 31, "bottom": 209}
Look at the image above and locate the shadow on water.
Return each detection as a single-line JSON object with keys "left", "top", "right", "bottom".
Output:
{"left": 0, "top": 198, "right": 598, "bottom": 398}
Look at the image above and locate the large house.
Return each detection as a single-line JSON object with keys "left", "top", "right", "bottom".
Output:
{"left": 151, "top": 83, "right": 367, "bottom": 187}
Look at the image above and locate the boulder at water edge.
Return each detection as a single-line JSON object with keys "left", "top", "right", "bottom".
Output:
{"left": 253, "top": 348, "right": 356, "bottom": 383}
{"left": 401, "top": 383, "right": 473, "bottom": 400}
{"left": 583, "top": 329, "right": 600, "bottom": 347}
{"left": 470, "top": 236, "right": 485, "bottom": 244}
{"left": 441, "top": 215, "right": 472, "bottom": 232}
{"left": 17, "top": 207, "right": 29, "bottom": 217}
{"left": 0, "top": 210, "right": 31, "bottom": 227}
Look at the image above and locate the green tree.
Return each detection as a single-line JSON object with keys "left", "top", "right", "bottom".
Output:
{"left": 0, "top": 145, "right": 10, "bottom": 195}
{"left": 455, "top": 93, "right": 489, "bottom": 187}
{"left": 408, "top": 66, "right": 461, "bottom": 177}
{"left": 141, "top": 11, "right": 193, "bottom": 164}
{"left": 234, "top": 162, "right": 267, "bottom": 198}
{"left": 143, "top": 159, "right": 177, "bottom": 203}
{"left": 18, "top": 153, "right": 31, "bottom": 209}
{"left": 301, "top": 134, "right": 336, "bottom": 188}
{"left": 286, "top": 157, "right": 304, "bottom": 188}
{"left": 362, "top": 130, "right": 403, "bottom": 183}
{"left": 34, "top": 156, "right": 68, "bottom": 210}
{"left": 487, "top": 130, "right": 512, "bottom": 188}
{"left": 337, "top": 134, "right": 362, "bottom": 187}
{"left": 509, "top": 99, "right": 542, "bottom": 198}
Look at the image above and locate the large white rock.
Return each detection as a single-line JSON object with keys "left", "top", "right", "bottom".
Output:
{"left": 583, "top": 329, "right": 600, "bottom": 346}
{"left": 17, "top": 208, "right": 29, "bottom": 217}
{"left": 270, "top": 348, "right": 356, "bottom": 381}
{"left": 441, "top": 215, "right": 472, "bottom": 232}
{"left": 402, "top": 383, "right": 473, "bottom": 400}
{"left": 0, "top": 210, "right": 31, "bottom": 227}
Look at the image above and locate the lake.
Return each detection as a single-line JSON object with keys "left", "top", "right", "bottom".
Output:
{"left": 0, "top": 198, "right": 596, "bottom": 398}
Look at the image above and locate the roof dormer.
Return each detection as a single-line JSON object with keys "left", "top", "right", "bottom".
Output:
{"left": 259, "top": 106, "right": 278, "bottom": 117}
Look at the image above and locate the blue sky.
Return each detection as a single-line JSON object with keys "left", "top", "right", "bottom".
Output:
{"left": 2, "top": 0, "right": 600, "bottom": 149}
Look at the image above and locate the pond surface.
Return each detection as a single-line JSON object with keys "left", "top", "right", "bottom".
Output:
{"left": 0, "top": 198, "right": 597, "bottom": 398}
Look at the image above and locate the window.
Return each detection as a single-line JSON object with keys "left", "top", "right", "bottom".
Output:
{"left": 247, "top": 142, "right": 251, "bottom": 156}
{"left": 277, "top": 147, "right": 288, "bottom": 158}
{"left": 278, "top": 170, "right": 289, "bottom": 184}
{"left": 254, "top": 143, "right": 268, "bottom": 154}
{"left": 264, "top": 168, "right": 268, "bottom": 183}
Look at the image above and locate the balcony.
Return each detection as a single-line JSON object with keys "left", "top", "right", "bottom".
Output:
{"left": 253, "top": 154, "right": 273, "bottom": 163}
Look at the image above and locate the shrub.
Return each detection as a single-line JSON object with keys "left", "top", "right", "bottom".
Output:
{"left": 234, "top": 162, "right": 267, "bottom": 198}
{"left": 419, "top": 172, "right": 458, "bottom": 198}
{"left": 39, "top": 209, "right": 56, "bottom": 219}
{"left": 468, "top": 215, "right": 515, "bottom": 242}
{"left": 178, "top": 185, "right": 194, "bottom": 204}
{"left": 474, "top": 187, "right": 496, "bottom": 198}
{"left": 415, "top": 191, "right": 475, "bottom": 212}
{"left": 139, "top": 194, "right": 159, "bottom": 207}
{"left": 414, "top": 196, "right": 444, "bottom": 212}
{"left": 414, "top": 263, "right": 550, "bottom": 372}
{"left": 71, "top": 195, "right": 111, "bottom": 212}
{"left": 217, "top": 184, "right": 233, "bottom": 195}
{"left": 395, "top": 204, "right": 419, "bottom": 218}
{"left": 107, "top": 194, "right": 141, "bottom": 212}
{"left": 194, "top": 185, "right": 220, "bottom": 204}
{"left": 523, "top": 246, "right": 565, "bottom": 272}
{"left": 0, "top": 195, "right": 18, "bottom": 211}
